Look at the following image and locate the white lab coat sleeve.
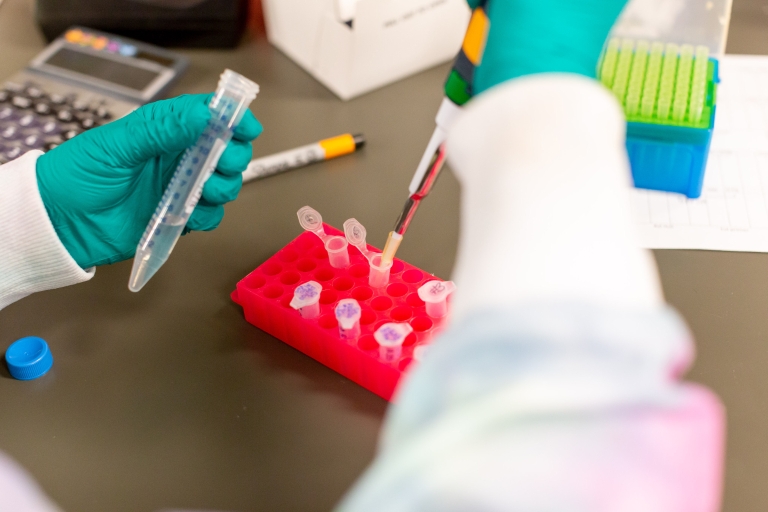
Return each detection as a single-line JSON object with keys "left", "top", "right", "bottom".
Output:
{"left": 337, "top": 75, "right": 725, "bottom": 511}
{"left": 0, "top": 452, "right": 63, "bottom": 512}
{"left": 0, "top": 151, "right": 94, "bottom": 311}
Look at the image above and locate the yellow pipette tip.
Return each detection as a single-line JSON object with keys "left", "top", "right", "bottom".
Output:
{"left": 380, "top": 231, "right": 403, "bottom": 267}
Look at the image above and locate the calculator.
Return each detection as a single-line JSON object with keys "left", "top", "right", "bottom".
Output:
{"left": 0, "top": 27, "right": 189, "bottom": 165}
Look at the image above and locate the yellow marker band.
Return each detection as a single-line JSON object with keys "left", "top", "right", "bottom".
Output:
{"left": 319, "top": 134, "right": 357, "bottom": 159}
{"left": 462, "top": 8, "right": 489, "bottom": 66}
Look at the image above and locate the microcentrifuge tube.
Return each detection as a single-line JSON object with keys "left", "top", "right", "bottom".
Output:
{"left": 374, "top": 322, "right": 413, "bottom": 362}
{"left": 335, "top": 298, "right": 362, "bottom": 340}
{"left": 368, "top": 254, "right": 392, "bottom": 288}
{"left": 298, "top": 206, "right": 349, "bottom": 268}
{"left": 343, "top": 218, "right": 391, "bottom": 288}
{"left": 417, "top": 280, "right": 456, "bottom": 318}
{"left": 325, "top": 236, "right": 350, "bottom": 269}
{"left": 290, "top": 281, "right": 323, "bottom": 319}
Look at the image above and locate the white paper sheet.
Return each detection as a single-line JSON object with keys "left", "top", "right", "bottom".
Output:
{"left": 633, "top": 55, "right": 768, "bottom": 251}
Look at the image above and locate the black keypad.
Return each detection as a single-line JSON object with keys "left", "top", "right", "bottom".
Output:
{"left": 0, "top": 80, "right": 115, "bottom": 163}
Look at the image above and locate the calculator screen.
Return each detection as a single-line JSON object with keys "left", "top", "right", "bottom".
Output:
{"left": 43, "top": 48, "right": 160, "bottom": 92}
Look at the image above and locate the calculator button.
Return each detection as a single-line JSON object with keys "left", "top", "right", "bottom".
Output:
{"left": 44, "top": 135, "right": 63, "bottom": 150}
{"left": 22, "top": 134, "right": 44, "bottom": 149}
{"left": 4, "top": 82, "right": 23, "bottom": 93}
{"left": 0, "top": 107, "right": 14, "bottom": 121}
{"left": 79, "top": 117, "right": 97, "bottom": 130}
{"left": 73, "top": 100, "right": 89, "bottom": 111}
{"left": 49, "top": 93, "right": 66, "bottom": 105}
{"left": 34, "top": 102, "right": 51, "bottom": 115}
{"left": 1, "top": 126, "right": 20, "bottom": 140}
{"left": 25, "top": 87, "right": 43, "bottom": 99}
{"left": 4, "top": 146, "right": 23, "bottom": 160}
{"left": 11, "top": 96, "right": 31, "bottom": 109}
{"left": 41, "top": 121, "right": 61, "bottom": 135}
{"left": 17, "top": 114, "right": 37, "bottom": 128}
{"left": 95, "top": 106, "right": 112, "bottom": 119}
{"left": 57, "top": 109, "right": 74, "bottom": 122}
{"left": 0, "top": 91, "right": 8, "bottom": 103}
{"left": 63, "top": 129, "right": 81, "bottom": 140}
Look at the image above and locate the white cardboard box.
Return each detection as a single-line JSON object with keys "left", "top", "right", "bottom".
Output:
{"left": 263, "top": 0, "right": 471, "bottom": 100}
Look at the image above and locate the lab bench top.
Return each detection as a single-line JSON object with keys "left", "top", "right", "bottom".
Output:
{"left": 0, "top": 0, "right": 767, "bottom": 510}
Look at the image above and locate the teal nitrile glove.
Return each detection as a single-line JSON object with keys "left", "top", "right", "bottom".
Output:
{"left": 470, "top": 0, "right": 629, "bottom": 95}
{"left": 37, "top": 93, "right": 262, "bottom": 269}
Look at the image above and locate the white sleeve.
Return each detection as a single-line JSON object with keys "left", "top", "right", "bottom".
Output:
{"left": 0, "top": 452, "right": 63, "bottom": 512}
{"left": 448, "top": 73, "right": 663, "bottom": 318}
{"left": 0, "top": 151, "right": 94, "bottom": 310}
{"left": 336, "top": 75, "right": 725, "bottom": 512}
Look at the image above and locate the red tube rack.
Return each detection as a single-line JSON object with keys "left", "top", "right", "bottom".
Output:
{"left": 231, "top": 224, "right": 448, "bottom": 401}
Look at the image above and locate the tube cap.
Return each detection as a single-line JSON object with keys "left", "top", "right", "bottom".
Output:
{"left": 5, "top": 337, "right": 53, "bottom": 380}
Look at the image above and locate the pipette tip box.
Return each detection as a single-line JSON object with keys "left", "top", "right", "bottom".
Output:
{"left": 600, "top": 39, "right": 720, "bottom": 198}
{"left": 231, "top": 224, "right": 448, "bottom": 401}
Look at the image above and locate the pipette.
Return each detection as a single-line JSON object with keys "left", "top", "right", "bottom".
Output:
{"left": 380, "top": 1, "right": 491, "bottom": 266}
{"left": 129, "top": 70, "right": 259, "bottom": 292}
{"left": 298, "top": 206, "right": 350, "bottom": 268}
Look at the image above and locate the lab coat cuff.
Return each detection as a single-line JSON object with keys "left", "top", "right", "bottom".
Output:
{"left": 0, "top": 151, "right": 94, "bottom": 310}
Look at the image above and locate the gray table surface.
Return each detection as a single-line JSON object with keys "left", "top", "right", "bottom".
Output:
{"left": 1, "top": 0, "right": 767, "bottom": 510}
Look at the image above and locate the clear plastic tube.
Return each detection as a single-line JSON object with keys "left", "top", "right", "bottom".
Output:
{"left": 129, "top": 70, "right": 259, "bottom": 292}
{"left": 336, "top": 298, "right": 362, "bottom": 340}
{"left": 325, "top": 236, "right": 350, "bottom": 268}
{"left": 374, "top": 322, "right": 413, "bottom": 362}
{"left": 368, "top": 254, "right": 392, "bottom": 288}
{"left": 417, "top": 280, "right": 456, "bottom": 319}
{"left": 298, "top": 206, "right": 350, "bottom": 269}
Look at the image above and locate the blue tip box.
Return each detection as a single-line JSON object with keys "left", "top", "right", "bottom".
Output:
{"left": 625, "top": 59, "right": 719, "bottom": 199}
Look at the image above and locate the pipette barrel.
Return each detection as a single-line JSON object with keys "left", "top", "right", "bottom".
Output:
{"left": 368, "top": 253, "right": 392, "bottom": 288}
{"left": 325, "top": 236, "right": 350, "bottom": 268}
{"left": 129, "top": 70, "right": 259, "bottom": 292}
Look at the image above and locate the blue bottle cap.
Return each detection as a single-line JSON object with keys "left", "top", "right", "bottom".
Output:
{"left": 5, "top": 337, "right": 53, "bottom": 380}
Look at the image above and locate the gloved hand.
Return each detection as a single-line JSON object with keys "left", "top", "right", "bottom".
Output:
{"left": 37, "top": 93, "right": 262, "bottom": 269}
{"left": 468, "top": 0, "right": 629, "bottom": 94}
